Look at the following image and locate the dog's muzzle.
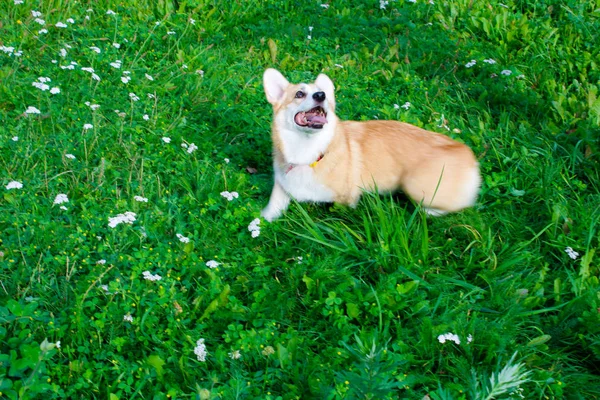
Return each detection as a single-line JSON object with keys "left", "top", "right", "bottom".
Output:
{"left": 294, "top": 106, "right": 327, "bottom": 129}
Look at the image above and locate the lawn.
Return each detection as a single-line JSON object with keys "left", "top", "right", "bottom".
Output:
{"left": 1, "top": 0, "right": 599, "bottom": 398}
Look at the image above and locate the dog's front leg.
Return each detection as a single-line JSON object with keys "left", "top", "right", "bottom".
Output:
{"left": 261, "top": 181, "right": 290, "bottom": 222}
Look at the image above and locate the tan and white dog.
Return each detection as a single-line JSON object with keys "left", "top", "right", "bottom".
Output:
{"left": 261, "top": 68, "right": 480, "bottom": 221}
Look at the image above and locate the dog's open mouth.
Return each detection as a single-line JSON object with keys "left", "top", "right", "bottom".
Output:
{"left": 294, "top": 106, "right": 327, "bottom": 129}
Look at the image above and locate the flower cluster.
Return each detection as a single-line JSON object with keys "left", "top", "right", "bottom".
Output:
{"left": 229, "top": 350, "right": 241, "bottom": 360}
{"left": 437, "top": 332, "right": 473, "bottom": 345}
{"left": 565, "top": 247, "right": 579, "bottom": 260}
{"left": 220, "top": 191, "right": 239, "bottom": 201}
{"left": 142, "top": 271, "right": 162, "bottom": 281}
{"left": 108, "top": 211, "right": 136, "bottom": 228}
{"left": 123, "top": 313, "right": 133, "bottom": 322}
{"left": 248, "top": 218, "right": 261, "bottom": 238}
{"left": 194, "top": 339, "right": 208, "bottom": 362}
{"left": 6, "top": 181, "right": 23, "bottom": 190}
{"left": 176, "top": 233, "right": 190, "bottom": 243}
{"left": 53, "top": 194, "right": 69, "bottom": 205}
{"left": 206, "top": 260, "right": 219, "bottom": 269}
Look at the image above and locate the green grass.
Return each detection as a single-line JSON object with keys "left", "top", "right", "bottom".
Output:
{"left": 1, "top": 0, "right": 599, "bottom": 398}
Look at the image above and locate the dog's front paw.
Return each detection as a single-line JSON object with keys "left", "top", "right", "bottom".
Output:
{"left": 260, "top": 207, "right": 281, "bottom": 222}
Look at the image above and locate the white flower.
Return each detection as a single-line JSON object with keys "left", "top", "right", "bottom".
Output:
{"left": 220, "top": 191, "right": 239, "bottom": 201}
{"left": 334, "top": 64, "right": 343, "bottom": 68}
{"left": 60, "top": 206, "right": 67, "bottom": 210}
{"left": 467, "top": 334, "right": 473, "bottom": 343}
{"left": 465, "top": 59, "right": 477, "bottom": 68}
{"left": 110, "top": 60, "right": 122, "bottom": 68}
{"left": 113, "top": 42, "right": 120, "bottom": 49}
{"left": 97, "top": 259, "right": 107, "bottom": 265}
{"left": 501, "top": 69, "right": 512, "bottom": 76}
{"left": 81, "top": 67, "right": 95, "bottom": 73}
{"left": 12, "top": 136, "right": 18, "bottom": 141}
{"left": 565, "top": 247, "right": 579, "bottom": 260}
{"left": 123, "top": 70, "right": 131, "bottom": 75}
{"left": 187, "top": 143, "right": 198, "bottom": 154}
{"left": 162, "top": 137, "right": 171, "bottom": 143}
{"left": 106, "top": 10, "right": 116, "bottom": 15}
{"left": 59, "top": 48, "right": 67, "bottom": 58}
{"left": 108, "top": 211, "right": 136, "bottom": 228}
{"left": 516, "top": 74, "right": 525, "bottom": 79}
{"left": 14, "top": 0, "right": 24, "bottom": 4}
{"left": 379, "top": 0, "right": 389, "bottom": 9}
{"left": 67, "top": 18, "right": 75, "bottom": 24}
{"left": 189, "top": 18, "right": 196, "bottom": 25}
{"left": 408, "top": 0, "right": 416, "bottom": 3}
{"left": 229, "top": 350, "right": 241, "bottom": 360}
{"left": 320, "top": 3, "right": 330, "bottom": 8}
{"left": 143, "top": 114, "right": 150, "bottom": 120}
{"left": 182, "top": 64, "right": 188, "bottom": 69}
{"left": 134, "top": 195, "right": 148, "bottom": 202}
{"left": 297, "top": 256, "right": 303, "bottom": 264}
{"left": 56, "top": 341, "right": 61, "bottom": 349}
{"left": 224, "top": 158, "right": 230, "bottom": 164}
{"left": 148, "top": 93, "right": 156, "bottom": 99}
{"left": 176, "top": 233, "right": 191, "bottom": 243}
{"left": 206, "top": 260, "right": 220, "bottom": 269}
{"left": 145, "top": 73, "right": 154, "bottom": 81}
{"left": 1, "top": 46, "right": 14, "bottom": 54}
{"left": 32, "top": 10, "right": 43, "bottom": 17}
{"left": 437, "top": 332, "right": 461, "bottom": 345}
{"left": 6, "top": 181, "right": 23, "bottom": 190}
{"left": 50, "top": 87, "right": 60, "bottom": 94}
{"left": 248, "top": 218, "right": 261, "bottom": 238}
{"left": 309, "top": 26, "right": 313, "bottom": 32}
{"left": 38, "top": 29, "right": 48, "bottom": 34}
{"left": 85, "top": 16, "right": 90, "bottom": 20}
{"left": 401, "top": 102, "right": 411, "bottom": 110}
{"left": 483, "top": 58, "right": 496, "bottom": 64}
{"left": 32, "top": 81, "right": 49, "bottom": 91}
{"left": 167, "top": 31, "right": 176, "bottom": 35}
{"left": 53, "top": 194, "right": 69, "bottom": 205}
{"left": 142, "top": 271, "right": 162, "bottom": 281}
{"left": 307, "top": 35, "right": 312, "bottom": 40}
{"left": 394, "top": 103, "right": 400, "bottom": 109}
{"left": 25, "top": 106, "right": 41, "bottom": 114}
{"left": 83, "top": 123, "right": 93, "bottom": 130}
{"left": 123, "top": 313, "right": 133, "bottom": 322}
{"left": 121, "top": 76, "right": 131, "bottom": 84}
{"left": 55, "top": 22, "right": 67, "bottom": 28}
{"left": 65, "top": 154, "right": 76, "bottom": 159}
{"left": 194, "top": 339, "right": 208, "bottom": 362}
{"left": 196, "top": 70, "right": 204, "bottom": 76}
{"left": 91, "top": 73, "right": 101, "bottom": 81}
{"left": 34, "top": 18, "right": 45, "bottom": 25}
{"left": 129, "top": 92, "right": 140, "bottom": 101}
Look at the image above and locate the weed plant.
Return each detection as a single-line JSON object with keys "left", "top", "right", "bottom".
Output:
{"left": 1, "top": 0, "right": 599, "bottom": 398}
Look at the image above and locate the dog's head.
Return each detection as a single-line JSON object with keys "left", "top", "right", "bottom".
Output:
{"left": 263, "top": 68, "right": 335, "bottom": 132}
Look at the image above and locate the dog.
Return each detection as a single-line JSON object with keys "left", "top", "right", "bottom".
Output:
{"left": 260, "top": 68, "right": 480, "bottom": 221}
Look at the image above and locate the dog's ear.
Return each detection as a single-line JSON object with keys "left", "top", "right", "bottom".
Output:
{"left": 315, "top": 73, "right": 335, "bottom": 101}
{"left": 264, "top": 68, "right": 289, "bottom": 105}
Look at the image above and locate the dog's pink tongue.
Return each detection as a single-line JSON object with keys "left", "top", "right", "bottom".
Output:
{"left": 307, "top": 115, "right": 327, "bottom": 125}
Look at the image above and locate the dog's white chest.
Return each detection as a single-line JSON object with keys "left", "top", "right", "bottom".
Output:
{"left": 275, "top": 165, "right": 334, "bottom": 202}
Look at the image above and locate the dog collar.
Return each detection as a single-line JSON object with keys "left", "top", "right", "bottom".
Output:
{"left": 285, "top": 153, "right": 324, "bottom": 173}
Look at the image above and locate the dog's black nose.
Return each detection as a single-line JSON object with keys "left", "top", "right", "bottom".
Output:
{"left": 313, "top": 91, "right": 326, "bottom": 102}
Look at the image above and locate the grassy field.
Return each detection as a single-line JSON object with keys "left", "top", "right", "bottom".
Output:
{"left": 1, "top": 0, "right": 600, "bottom": 398}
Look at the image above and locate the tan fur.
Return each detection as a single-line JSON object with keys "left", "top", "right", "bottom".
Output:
{"left": 262, "top": 69, "right": 480, "bottom": 220}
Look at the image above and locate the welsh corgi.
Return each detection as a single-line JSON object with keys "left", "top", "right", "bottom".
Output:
{"left": 261, "top": 68, "right": 480, "bottom": 221}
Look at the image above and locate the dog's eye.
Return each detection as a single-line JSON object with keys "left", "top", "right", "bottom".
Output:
{"left": 295, "top": 91, "right": 305, "bottom": 99}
